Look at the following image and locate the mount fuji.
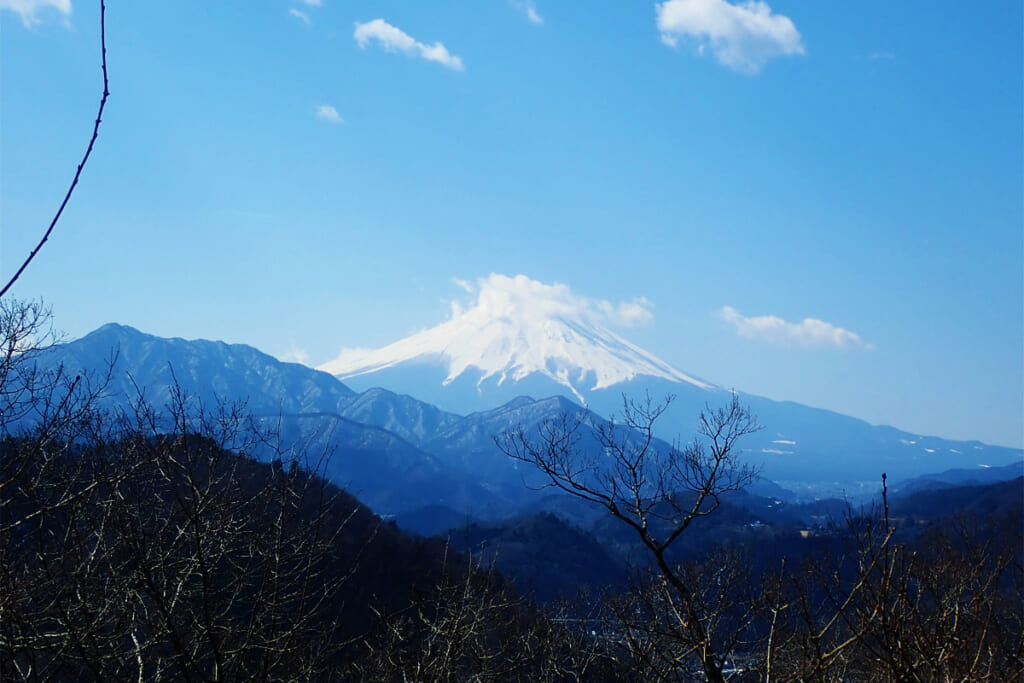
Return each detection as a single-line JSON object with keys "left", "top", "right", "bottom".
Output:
{"left": 321, "top": 274, "right": 1022, "bottom": 493}
{"left": 320, "top": 274, "right": 716, "bottom": 415}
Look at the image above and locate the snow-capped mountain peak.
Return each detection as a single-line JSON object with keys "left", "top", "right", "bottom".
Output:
{"left": 319, "top": 274, "right": 713, "bottom": 402}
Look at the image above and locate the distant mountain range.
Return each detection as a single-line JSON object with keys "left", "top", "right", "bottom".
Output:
{"left": 25, "top": 322, "right": 1023, "bottom": 518}
{"left": 318, "top": 288, "right": 1022, "bottom": 493}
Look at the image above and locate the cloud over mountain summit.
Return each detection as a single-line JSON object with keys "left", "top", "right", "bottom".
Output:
{"left": 320, "top": 274, "right": 710, "bottom": 401}
{"left": 447, "top": 274, "right": 654, "bottom": 330}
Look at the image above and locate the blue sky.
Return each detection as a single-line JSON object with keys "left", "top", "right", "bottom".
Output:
{"left": 2, "top": 0, "right": 1021, "bottom": 447}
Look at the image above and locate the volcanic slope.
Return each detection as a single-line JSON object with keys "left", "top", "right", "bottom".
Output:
{"left": 320, "top": 276, "right": 1022, "bottom": 493}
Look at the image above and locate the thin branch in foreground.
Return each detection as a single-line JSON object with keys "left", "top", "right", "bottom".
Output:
{"left": 1, "top": 0, "right": 109, "bottom": 299}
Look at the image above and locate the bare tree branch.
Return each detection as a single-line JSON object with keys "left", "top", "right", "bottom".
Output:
{"left": 498, "top": 392, "right": 761, "bottom": 683}
{"left": 1, "top": 0, "right": 109, "bottom": 299}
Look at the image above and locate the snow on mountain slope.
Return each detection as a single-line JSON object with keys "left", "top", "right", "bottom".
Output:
{"left": 319, "top": 274, "right": 713, "bottom": 403}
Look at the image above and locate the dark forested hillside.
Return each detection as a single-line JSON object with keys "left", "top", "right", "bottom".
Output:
{"left": 2, "top": 426, "right": 615, "bottom": 681}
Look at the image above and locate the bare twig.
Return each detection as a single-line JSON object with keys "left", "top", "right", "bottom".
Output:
{"left": 1, "top": 1, "right": 109, "bottom": 299}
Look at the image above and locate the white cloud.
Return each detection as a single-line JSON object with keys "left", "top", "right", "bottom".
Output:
{"left": 296, "top": 0, "right": 321, "bottom": 5}
{"left": 279, "top": 343, "right": 312, "bottom": 366}
{"left": 451, "top": 277, "right": 474, "bottom": 293}
{"left": 1, "top": 0, "right": 71, "bottom": 26}
{"left": 354, "top": 18, "right": 465, "bottom": 71}
{"left": 315, "top": 104, "right": 344, "bottom": 124}
{"left": 289, "top": 8, "right": 310, "bottom": 25}
{"left": 513, "top": 1, "right": 544, "bottom": 25}
{"left": 454, "top": 274, "right": 655, "bottom": 329}
{"left": 719, "top": 306, "right": 874, "bottom": 350}
{"left": 656, "top": 0, "right": 804, "bottom": 73}
{"left": 596, "top": 297, "right": 655, "bottom": 327}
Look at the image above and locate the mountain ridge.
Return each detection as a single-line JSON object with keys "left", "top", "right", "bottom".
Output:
{"left": 31, "top": 323, "right": 1024, "bottom": 508}
{"left": 314, "top": 299, "right": 1023, "bottom": 492}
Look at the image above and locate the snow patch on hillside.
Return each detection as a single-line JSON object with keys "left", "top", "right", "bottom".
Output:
{"left": 320, "top": 274, "right": 714, "bottom": 399}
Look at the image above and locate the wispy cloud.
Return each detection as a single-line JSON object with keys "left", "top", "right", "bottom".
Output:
{"left": 597, "top": 296, "right": 655, "bottom": 327}
{"left": 451, "top": 277, "right": 474, "bottom": 293}
{"left": 1, "top": 0, "right": 71, "bottom": 26}
{"left": 315, "top": 104, "right": 344, "bottom": 124}
{"left": 868, "top": 50, "right": 895, "bottom": 61}
{"left": 296, "top": 0, "right": 321, "bottom": 5}
{"left": 455, "top": 274, "right": 655, "bottom": 329}
{"left": 719, "top": 306, "right": 874, "bottom": 350}
{"left": 513, "top": 1, "right": 544, "bottom": 25}
{"left": 354, "top": 18, "right": 465, "bottom": 71}
{"left": 656, "top": 0, "right": 804, "bottom": 74}
{"left": 289, "top": 8, "right": 310, "bottom": 25}
{"left": 279, "top": 343, "right": 312, "bottom": 366}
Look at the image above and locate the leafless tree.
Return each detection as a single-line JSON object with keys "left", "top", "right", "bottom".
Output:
{"left": 498, "top": 393, "right": 761, "bottom": 682}
{"left": 348, "top": 550, "right": 614, "bottom": 682}
{"left": 755, "top": 480, "right": 1024, "bottom": 682}
{"left": 0, "top": 301, "right": 369, "bottom": 681}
